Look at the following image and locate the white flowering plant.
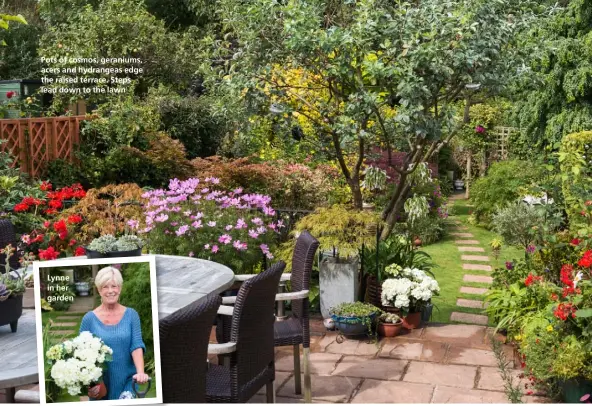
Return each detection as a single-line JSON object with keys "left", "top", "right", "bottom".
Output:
{"left": 45, "top": 331, "right": 113, "bottom": 397}
{"left": 381, "top": 266, "right": 440, "bottom": 314}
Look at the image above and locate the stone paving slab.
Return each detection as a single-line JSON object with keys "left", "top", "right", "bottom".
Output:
{"left": 462, "top": 263, "right": 492, "bottom": 271}
{"left": 48, "top": 329, "right": 75, "bottom": 335}
{"left": 450, "top": 312, "right": 489, "bottom": 326}
{"left": 455, "top": 240, "right": 481, "bottom": 245}
{"left": 451, "top": 232, "right": 474, "bottom": 237}
{"left": 379, "top": 338, "right": 448, "bottom": 363}
{"left": 431, "top": 385, "right": 509, "bottom": 403}
{"left": 463, "top": 275, "right": 493, "bottom": 284}
{"left": 403, "top": 361, "right": 477, "bottom": 388}
{"left": 55, "top": 315, "right": 81, "bottom": 320}
{"left": 421, "top": 324, "right": 487, "bottom": 347}
{"left": 350, "top": 379, "right": 435, "bottom": 403}
{"left": 458, "top": 246, "right": 485, "bottom": 252}
{"left": 325, "top": 338, "right": 380, "bottom": 357}
{"left": 276, "top": 352, "right": 342, "bottom": 376}
{"left": 461, "top": 255, "right": 490, "bottom": 262}
{"left": 256, "top": 371, "right": 292, "bottom": 395}
{"left": 331, "top": 356, "right": 407, "bottom": 380}
{"left": 456, "top": 298, "right": 487, "bottom": 309}
{"left": 460, "top": 286, "right": 489, "bottom": 295}
{"left": 50, "top": 321, "right": 77, "bottom": 327}
{"left": 278, "top": 374, "right": 361, "bottom": 403}
{"left": 478, "top": 366, "right": 525, "bottom": 391}
{"left": 446, "top": 347, "right": 498, "bottom": 367}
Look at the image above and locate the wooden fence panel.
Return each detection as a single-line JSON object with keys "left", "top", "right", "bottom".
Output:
{"left": 0, "top": 116, "right": 87, "bottom": 177}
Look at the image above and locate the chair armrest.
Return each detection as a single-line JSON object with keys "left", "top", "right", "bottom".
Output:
{"left": 234, "top": 273, "right": 291, "bottom": 282}
{"left": 217, "top": 305, "right": 234, "bottom": 316}
{"left": 207, "top": 342, "right": 237, "bottom": 355}
{"left": 276, "top": 290, "right": 309, "bottom": 301}
{"left": 221, "top": 296, "right": 237, "bottom": 305}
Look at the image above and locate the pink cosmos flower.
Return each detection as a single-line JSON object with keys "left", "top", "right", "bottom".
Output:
{"left": 184, "top": 211, "right": 192, "bottom": 216}
{"left": 155, "top": 214, "right": 169, "bottom": 222}
{"left": 211, "top": 245, "right": 219, "bottom": 253}
{"left": 208, "top": 221, "right": 216, "bottom": 227}
{"left": 21, "top": 234, "right": 30, "bottom": 244}
{"left": 175, "top": 225, "right": 190, "bottom": 236}
{"left": 192, "top": 220, "right": 203, "bottom": 228}
{"left": 233, "top": 240, "right": 247, "bottom": 251}
{"left": 225, "top": 225, "right": 233, "bottom": 231}
{"left": 248, "top": 229, "right": 259, "bottom": 239}
{"left": 256, "top": 226, "right": 267, "bottom": 234}
{"left": 188, "top": 251, "right": 195, "bottom": 257}
{"left": 236, "top": 218, "right": 247, "bottom": 229}
{"left": 204, "top": 244, "right": 210, "bottom": 250}
{"left": 251, "top": 217, "right": 263, "bottom": 226}
{"left": 127, "top": 219, "right": 139, "bottom": 229}
{"left": 233, "top": 188, "right": 243, "bottom": 194}
{"left": 219, "top": 234, "right": 232, "bottom": 244}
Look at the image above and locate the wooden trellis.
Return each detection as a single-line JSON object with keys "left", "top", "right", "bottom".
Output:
{"left": 0, "top": 116, "right": 88, "bottom": 177}
{"left": 492, "top": 126, "right": 517, "bottom": 161}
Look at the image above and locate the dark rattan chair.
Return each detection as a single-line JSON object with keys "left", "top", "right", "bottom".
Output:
{"left": 160, "top": 293, "right": 222, "bottom": 403}
{"left": 222, "top": 231, "right": 320, "bottom": 402}
{"left": 207, "top": 261, "right": 286, "bottom": 403}
{"left": 0, "top": 219, "right": 20, "bottom": 272}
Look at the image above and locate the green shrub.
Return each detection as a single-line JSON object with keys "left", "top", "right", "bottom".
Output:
{"left": 119, "top": 262, "right": 154, "bottom": 374}
{"left": 470, "top": 160, "right": 545, "bottom": 224}
{"left": 559, "top": 131, "right": 592, "bottom": 235}
{"left": 492, "top": 201, "right": 545, "bottom": 250}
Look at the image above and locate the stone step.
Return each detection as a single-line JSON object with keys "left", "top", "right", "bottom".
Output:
{"left": 50, "top": 321, "right": 77, "bottom": 327}
{"left": 64, "top": 311, "right": 86, "bottom": 315}
{"left": 462, "top": 264, "right": 492, "bottom": 272}
{"left": 454, "top": 240, "right": 480, "bottom": 245}
{"left": 458, "top": 246, "right": 485, "bottom": 252}
{"left": 450, "top": 232, "right": 474, "bottom": 238}
{"left": 48, "top": 329, "right": 76, "bottom": 336}
{"left": 55, "top": 315, "right": 80, "bottom": 320}
{"left": 463, "top": 275, "right": 493, "bottom": 284}
{"left": 456, "top": 298, "right": 488, "bottom": 309}
{"left": 461, "top": 255, "right": 490, "bottom": 262}
{"left": 450, "top": 312, "right": 488, "bottom": 326}
{"left": 460, "top": 286, "right": 489, "bottom": 295}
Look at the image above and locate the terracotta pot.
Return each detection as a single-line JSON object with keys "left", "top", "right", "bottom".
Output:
{"left": 413, "top": 238, "right": 422, "bottom": 247}
{"left": 90, "top": 382, "right": 107, "bottom": 400}
{"left": 378, "top": 321, "right": 403, "bottom": 337}
{"left": 402, "top": 312, "right": 422, "bottom": 329}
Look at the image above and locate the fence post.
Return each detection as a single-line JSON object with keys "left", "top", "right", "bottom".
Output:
{"left": 18, "top": 121, "right": 28, "bottom": 174}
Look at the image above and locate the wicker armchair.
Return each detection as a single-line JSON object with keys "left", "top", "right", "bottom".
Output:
{"left": 0, "top": 219, "right": 20, "bottom": 272}
{"left": 160, "top": 293, "right": 222, "bottom": 403}
{"left": 207, "top": 261, "right": 286, "bottom": 403}
{"left": 221, "top": 231, "right": 320, "bottom": 402}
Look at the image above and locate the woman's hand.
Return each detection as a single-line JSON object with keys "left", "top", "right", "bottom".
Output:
{"left": 133, "top": 373, "right": 150, "bottom": 384}
{"left": 88, "top": 385, "right": 101, "bottom": 398}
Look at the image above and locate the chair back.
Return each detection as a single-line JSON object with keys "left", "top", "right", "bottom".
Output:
{"left": 230, "top": 261, "right": 285, "bottom": 397}
{"left": 160, "top": 293, "right": 221, "bottom": 403}
{"left": 0, "top": 219, "right": 20, "bottom": 272}
{"left": 290, "top": 231, "right": 320, "bottom": 320}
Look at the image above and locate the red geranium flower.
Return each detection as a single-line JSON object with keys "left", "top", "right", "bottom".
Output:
{"left": 570, "top": 238, "right": 581, "bottom": 246}
{"left": 38, "top": 246, "right": 59, "bottom": 260}
{"left": 67, "top": 214, "right": 82, "bottom": 224}
{"left": 48, "top": 199, "right": 62, "bottom": 209}
{"left": 31, "top": 234, "right": 44, "bottom": 243}
{"left": 22, "top": 196, "right": 36, "bottom": 206}
{"left": 551, "top": 293, "right": 559, "bottom": 301}
{"left": 44, "top": 208, "right": 57, "bottom": 215}
{"left": 43, "top": 221, "right": 50, "bottom": 228}
{"left": 68, "top": 239, "right": 77, "bottom": 246}
{"left": 578, "top": 250, "right": 592, "bottom": 268}
{"left": 74, "top": 246, "right": 86, "bottom": 256}
{"left": 14, "top": 203, "right": 29, "bottom": 212}
{"left": 53, "top": 220, "right": 67, "bottom": 233}
{"left": 6, "top": 91, "right": 15, "bottom": 99}
{"left": 58, "top": 231, "right": 67, "bottom": 240}
{"left": 40, "top": 181, "right": 52, "bottom": 191}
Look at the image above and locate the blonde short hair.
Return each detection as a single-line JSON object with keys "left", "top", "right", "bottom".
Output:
{"left": 95, "top": 266, "right": 123, "bottom": 289}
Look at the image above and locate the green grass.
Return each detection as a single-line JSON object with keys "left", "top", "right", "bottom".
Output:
{"left": 421, "top": 197, "right": 524, "bottom": 324}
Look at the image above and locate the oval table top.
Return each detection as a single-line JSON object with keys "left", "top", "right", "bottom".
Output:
{"left": 0, "top": 254, "right": 234, "bottom": 394}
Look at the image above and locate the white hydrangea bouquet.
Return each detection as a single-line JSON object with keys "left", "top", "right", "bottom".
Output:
{"left": 45, "top": 331, "right": 113, "bottom": 397}
{"left": 381, "top": 265, "right": 440, "bottom": 313}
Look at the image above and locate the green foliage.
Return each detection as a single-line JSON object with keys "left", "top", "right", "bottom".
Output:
{"left": 559, "top": 131, "right": 592, "bottom": 236}
{"left": 492, "top": 201, "right": 554, "bottom": 250}
{"left": 119, "top": 262, "right": 154, "bottom": 374}
{"left": 470, "top": 160, "right": 546, "bottom": 223}
{"left": 330, "top": 301, "right": 381, "bottom": 318}
{"left": 0, "top": 2, "right": 41, "bottom": 77}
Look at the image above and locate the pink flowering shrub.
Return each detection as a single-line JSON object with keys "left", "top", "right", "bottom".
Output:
{"left": 140, "top": 177, "right": 282, "bottom": 273}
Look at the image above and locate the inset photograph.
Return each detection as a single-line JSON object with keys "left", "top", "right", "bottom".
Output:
{"left": 33, "top": 256, "right": 162, "bottom": 405}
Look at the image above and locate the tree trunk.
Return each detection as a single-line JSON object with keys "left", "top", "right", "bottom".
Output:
{"left": 380, "top": 183, "right": 411, "bottom": 240}
{"left": 465, "top": 152, "right": 471, "bottom": 199}
{"left": 480, "top": 149, "right": 487, "bottom": 177}
{"left": 349, "top": 177, "right": 363, "bottom": 210}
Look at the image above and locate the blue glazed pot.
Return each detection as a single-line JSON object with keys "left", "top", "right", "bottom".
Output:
{"left": 331, "top": 313, "right": 377, "bottom": 336}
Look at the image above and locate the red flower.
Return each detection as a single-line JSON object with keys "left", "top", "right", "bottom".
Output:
{"left": 43, "top": 221, "right": 50, "bottom": 228}
{"left": 40, "top": 181, "right": 52, "bottom": 191}
{"left": 578, "top": 250, "right": 592, "bottom": 268}
{"left": 527, "top": 391, "right": 533, "bottom": 396}
{"left": 68, "top": 239, "right": 76, "bottom": 246}
{"left": 48, "top": 199, "right": 62, "bottom": 209}
{"left": 551, "top": 293, "right": 559, "bottom": 301}
{"left": 67, "top": 214, "right": 82, "bottom": 224}
{"left": 22, "top": 196, "right": 36, "bottom": 206}
{"left": 38, "top": 246, "right": 59, "bottom": 260}
{"left": 31, "top": 234, "right": 44, "bottom": 243}
{"left": 560, "top": 264, "right": 574, "bottom": 288}
{"left": 58, "top": 231, "right": 67, "bottom": 240}
{"left": 73, "top": 189, "right": 86, "bottom": 199}
{"left": 525, "top": 274, "right": 534, "bottom": 287}
{"left": 586, "top": 200, "right": 592, "bottom": 206}
{"left": 53, "top": 220, "right": 67, "bottom": 233}
{"left": 74, "top": 246, "right": 86, "bottom": 256}
{"left": 554, "top": 303, "right": 577, "bottom": 321}
{"left": 14, "top": 203, "right": 29, "bottom": 212}
{"left": 570, "top": 238, "right": 581, "bottom": 246}
{"left": 44, "top": 208, "right": 57, "bottom": 215}
{"left": 6, "top": 91, "right": 15, "bottom": 99}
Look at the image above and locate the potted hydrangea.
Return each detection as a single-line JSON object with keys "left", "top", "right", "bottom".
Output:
{"left": 377, "top": 312, "right": 403, "bottom": 337}
{"left": 381, "top": 266, "right": 440, "bottom": 329}
{"left": 85, "top": 235, "right": 143, "bottom": 258}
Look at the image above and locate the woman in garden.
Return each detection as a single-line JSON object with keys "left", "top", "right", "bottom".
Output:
{"left": 79, "top": 266, "right": 149, "bottom": 400}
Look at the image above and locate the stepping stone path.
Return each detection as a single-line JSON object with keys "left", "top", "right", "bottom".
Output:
{"left": 48, "top": 297, "right": 94, "bottom": 339}
{"left": 448, "top": 213, "right": 496, "bottom": 326}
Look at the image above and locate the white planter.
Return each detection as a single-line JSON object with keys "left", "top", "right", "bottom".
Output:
{"left": 75, "top": 282, "right": 90, "bottom": 296}
{"left": 319, "top": 256, "right": 359, "bottom": 319}
{"left": 454, "top": 179, "right": 465, "bottom": 190}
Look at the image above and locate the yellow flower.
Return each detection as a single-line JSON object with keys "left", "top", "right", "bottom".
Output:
{"left": 514, "top": 335, "right": 522, "bottom": 341}
{"left": 547, "top": 325, "right": 553, "bottom": 332}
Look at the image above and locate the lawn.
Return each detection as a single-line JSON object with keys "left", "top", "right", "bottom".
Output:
{"left": 422, "top": 196, "right": 524, "bottom": 324}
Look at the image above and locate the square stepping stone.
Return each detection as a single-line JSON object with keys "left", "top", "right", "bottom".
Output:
{"left": 431, "top": 386, "right": 509, "bottom": 403}
{"left": 458, "top": 246, "right": 485, "bottom": 252}
{"left": 55, "top": 315, "right": 80, "bottom": 320}
{"left": 276, "top": 352, "right": 342, "bottom": 376}
{"left": 403, "top": 361, "right": 477, "bottom": 388}
{"left": 460, "top": 286, "right": 489, "bottom": 295}
{"left": 462, "top": 263, "right": 492, "bottom": 271}
{"left": 463, "top": 275, "right": 493, "bottom": 284}
{"left": 455, "top": 240, "right": 480, "bottom": 245}
{"left": 331, "top": 356, "right": 407, "bottom": 380}
{"left": 461, "top": 255, "right": 490, "bottom": 262}
{"left": 48, "top": 330, "right": 76, "bottom": 335}
{"left": 350, "top": 379, "right": 434, "bottom": 403}
{"left": 456, "top": 298, "right": 487, "bottom": 309}
{"left": 450, "top": 232, "right": 474, "bottom": 237}
{"left": 379, "top": 338, "right": 448, "bottom": 363}
{"left": 450, "top": 312, "right": 489, "bottom": 325}
{"left": 278, "top": 374, "right": 361, "bottom": 402}
{"left": 447, "top": 347, "right": 497, "bottom": 366}
{"left": 50, "top": 321, "right": 77, "bottom": 327}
